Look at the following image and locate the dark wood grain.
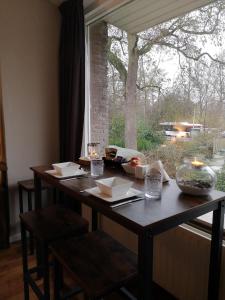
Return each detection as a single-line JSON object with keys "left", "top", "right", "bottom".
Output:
{"left": 31, "top": 165, "right": 225, "bottom": 235}
{"left": 0, "top": 242, "right": 176, "bottom": 300}
{"left": 17, "top": 179, "right": 50, "bottom": 192}
{"left": 50, "top": 230, "right": 137, "bottom": 299}
{"left": 20, "top": 205, "right": 89, "bottom": 242}
{"left": 31, "top": 165, "right": 225, "bottom": 300}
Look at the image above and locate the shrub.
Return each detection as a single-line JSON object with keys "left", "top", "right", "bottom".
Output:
{"left": 215, "top": 168, "right": 225, "bottom": 192}
{"left": 182, "top": 132, "right": 215, "bottom": 159}
{"left": 109, "top": 115, "right": 125, "bottom": 147}
{"left": 145, "top": 143, "right": 185, "bottom": 178}
{"left": 137, "top": 121, "right": 165, "bottom": 151}
{"left": 109, "top": 117, "right": 165, "bottom": 150}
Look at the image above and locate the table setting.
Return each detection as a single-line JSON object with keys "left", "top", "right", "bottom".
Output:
{"left": 31, "top": 143, "right": 225, "bottom": 300}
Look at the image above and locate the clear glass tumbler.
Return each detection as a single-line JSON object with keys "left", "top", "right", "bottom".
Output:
{"left": 90, "top": 159, "right": 104, "bottom": 177}
{"left": 144, "top": 168, "right": 162, "bottom": 199}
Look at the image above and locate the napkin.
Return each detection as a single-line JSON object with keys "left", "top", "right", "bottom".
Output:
{"left": 150, "top": 160, "right": 170, "bottom": 182}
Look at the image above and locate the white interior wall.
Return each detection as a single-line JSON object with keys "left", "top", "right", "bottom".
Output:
{"left": 0, "top": 0, "right": 60, "bottom": 239}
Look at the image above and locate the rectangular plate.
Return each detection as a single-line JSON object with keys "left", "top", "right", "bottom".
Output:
{"left": 84, "top": 186, "right": 142, "bottom": 203}
{"left": 45, "top": 169, "right": 88, "bottom": 179}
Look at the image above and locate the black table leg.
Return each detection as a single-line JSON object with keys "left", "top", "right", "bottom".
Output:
{"left": 138, "top": 231, "right": 154, "bottom": 300}
{"left": 34, "top": 173, "right": 42, "bottom": 210}
{"left": 92, "top": 208, "right": 98, "bottom": 231}
{"left": 208, "top": 199, "right": 225, "bottom": 300}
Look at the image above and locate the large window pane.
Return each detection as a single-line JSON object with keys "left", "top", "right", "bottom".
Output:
{"left": 89, "top": 1, "right": 225, "bottom": 192}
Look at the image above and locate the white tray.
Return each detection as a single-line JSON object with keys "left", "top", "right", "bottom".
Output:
{"left": 45, "top": 169, "right": 88, "bottom": 179}
{"left": 84, "top": 187, "right": 142, "bottom": 203}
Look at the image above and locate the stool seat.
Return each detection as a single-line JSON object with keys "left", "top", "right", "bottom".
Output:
{"left": 20, "top": 205, "right": 89, "bottom": 242}
{"left": 20, "top": 205, "right": 89, "bottom": 300}
{"left": 18, "top": 179, "right": 50, "bottom": 192}
{"left": 50, "top": 230, "right": 137, "bottom": 299}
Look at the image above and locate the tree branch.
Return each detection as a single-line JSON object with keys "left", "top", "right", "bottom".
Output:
{"left": 136, "top": 83, "right": 161, "bottom": 92}
{"left": 156, "top": 41, "right": 225, "bottom": 65}
{"left": 107, "top": 50, "right": 127, "bottom": 83}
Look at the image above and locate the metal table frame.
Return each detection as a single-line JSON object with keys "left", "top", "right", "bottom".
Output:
{"left": 32, "top": 167, "right": 225, "bottom": 300}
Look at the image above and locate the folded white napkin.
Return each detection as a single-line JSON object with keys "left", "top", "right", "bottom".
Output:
{"left": 150, "top": 160, "right": 170, "bottom": 182}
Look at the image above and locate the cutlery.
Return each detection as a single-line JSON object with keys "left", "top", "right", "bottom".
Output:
{"left": 61, "top": 175, "right": 89, "bottom": 181}
{"left": 110, "top": 196, "right": 144, "bottom": 208}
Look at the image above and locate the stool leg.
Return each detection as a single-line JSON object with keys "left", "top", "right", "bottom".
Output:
{"left": 42, "top": 243, "right": 50, "bottom": 300}
{"left": 19, "top": 185, "right": 24, "bottom": 214}
{"left": 36, "top": 242, "right": 43, "bottom": 279}
{"left": 21, "top": 222, "right": 29, "bottom": 300}
{"left": 53, "top": 257, "right": 62, "bottom": 300}
{"left": 53, "top": 188, "right": 57, "bottom": 204}
{"left": 27, "top": 191, "right": 34, "bottom": 255}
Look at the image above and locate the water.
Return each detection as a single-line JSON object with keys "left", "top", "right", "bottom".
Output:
{"left": 90, "top": 159, "right": 104, "bottom": 177}
{"left": 144, "top": 173, "right": 162, "bottom": 199}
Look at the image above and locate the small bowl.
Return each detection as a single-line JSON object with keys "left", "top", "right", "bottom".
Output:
{"left": 95, "top": 177, "right": 133, "bottom": 197}
{"left": 52, "top": 162, "right": 80, "bottom": 176}
{"left": 122, "top": 163, "right": 136, "bottom": 175}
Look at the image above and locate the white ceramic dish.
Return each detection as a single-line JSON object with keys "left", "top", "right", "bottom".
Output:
{"left": 84, "top": 186, "right": 142, "bottom": 203}
{"left": 95, "top": 177, "right": 133, "bottom": 197}
{"left": 45, "top": 169, "right": 87, "bottom": 179}
{"left": 122, "top": 163, "right": 136, "bottom": 175}
{"left": 52, "top": 162, "right": 80, "bottom": 176}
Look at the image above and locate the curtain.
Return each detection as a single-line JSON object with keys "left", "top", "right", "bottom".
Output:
{"left": 0, "top": 64, "right": 9, "bottom": 249}
{"left": 59, "top": 0, "right": 85, "bottom": 162}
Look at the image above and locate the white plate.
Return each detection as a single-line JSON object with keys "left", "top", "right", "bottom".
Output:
{"left": 84, "top": 186, "right": 142, "bottom": 203}
{"left": 45, "top": 169, "right": 88, "bottom": 179}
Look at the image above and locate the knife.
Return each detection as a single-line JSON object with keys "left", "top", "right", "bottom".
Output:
{"left": 110, "top": 196, "right": 144, "bottom": 208}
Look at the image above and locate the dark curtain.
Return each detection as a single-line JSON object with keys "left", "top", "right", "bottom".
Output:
{"left": 59, "top": 0, "right": 85, "bottom": 162}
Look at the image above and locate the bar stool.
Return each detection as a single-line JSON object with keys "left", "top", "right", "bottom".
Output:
{"left": 18, "top": 179, "right": 54, "bottom": 254}
{"left": 20, "top": 205, "right": 89, "bottom": 300}
{"left": 50, "top": 230, "right": 138, "bottom": 300}
{"left": 18, "top": 179, "right": 54, "bottom": 214}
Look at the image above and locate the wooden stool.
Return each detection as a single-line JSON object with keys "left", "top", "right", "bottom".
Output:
{"left": 18, "top": 179, "right": 54, "bottom": 254}
{"left": 18, "top": 179, "right": 53, "bottom": 214}
{"left": 50, "top": 230, "right": 137, "bottom": 300}
{"left": 20, "top": 205, "right": 89, "bottom": 300}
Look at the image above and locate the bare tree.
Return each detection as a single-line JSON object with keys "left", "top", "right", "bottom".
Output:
{"left": 107, "top": 0, "right": 225, "bottom": 149}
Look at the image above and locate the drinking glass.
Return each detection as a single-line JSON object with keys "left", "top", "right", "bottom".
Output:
{"left": 91, "top": 159, "right": 104, "bottom": 177}
{"left": 144, "top": 169, "right": 162, "bottom": 199}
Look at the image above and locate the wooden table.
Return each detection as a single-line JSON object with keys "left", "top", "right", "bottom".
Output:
{"left": 31, "top": 165, "right": 225, "bottom": 300}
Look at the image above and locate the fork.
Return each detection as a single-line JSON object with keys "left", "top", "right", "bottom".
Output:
{"left": 110, "top": 196, "right": 144, "bottom": 208}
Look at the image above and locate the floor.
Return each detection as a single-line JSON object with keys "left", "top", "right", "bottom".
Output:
{"left": 0, "top": 242, "right": 176, "bottom": 300}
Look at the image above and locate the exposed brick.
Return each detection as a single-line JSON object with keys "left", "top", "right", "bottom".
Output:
{"left": 90, "top": 21, "right": 109, "bottom": 155}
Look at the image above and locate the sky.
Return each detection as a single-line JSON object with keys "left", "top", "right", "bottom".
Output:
{"left": 152, "top": 26, "right": 225, "bottom": 87}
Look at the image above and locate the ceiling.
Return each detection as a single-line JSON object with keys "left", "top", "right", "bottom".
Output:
{"left": 49, "top": 0, "right": 214, "bottom": 33}
{"left": 49, "top": 0, "right": 96, "bottom": 8}
{"left": 105, "top": 0, "right": 214, "bottom": 33}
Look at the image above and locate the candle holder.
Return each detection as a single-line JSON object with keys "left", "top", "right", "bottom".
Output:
{"left": 87, "top": 142, "right": 100, "bottom": 160}
{"left": 176, "top": 159, "right": 216, "bottom": 196}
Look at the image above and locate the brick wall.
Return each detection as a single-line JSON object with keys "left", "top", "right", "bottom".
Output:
{"left": 89, "top": 21, "right": 108, "bottom": 155}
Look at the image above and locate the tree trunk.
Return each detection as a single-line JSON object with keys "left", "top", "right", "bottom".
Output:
{"left": 125, "top": 33, "right": 139, "bottom": 149}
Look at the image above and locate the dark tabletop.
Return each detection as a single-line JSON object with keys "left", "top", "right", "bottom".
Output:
{"left": 31, "top": 165, "right": 225, "bottom": 235}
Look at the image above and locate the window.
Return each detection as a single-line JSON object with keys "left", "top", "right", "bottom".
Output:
{"left": 87, "top": 0, "right": 225, "bottom": 193}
